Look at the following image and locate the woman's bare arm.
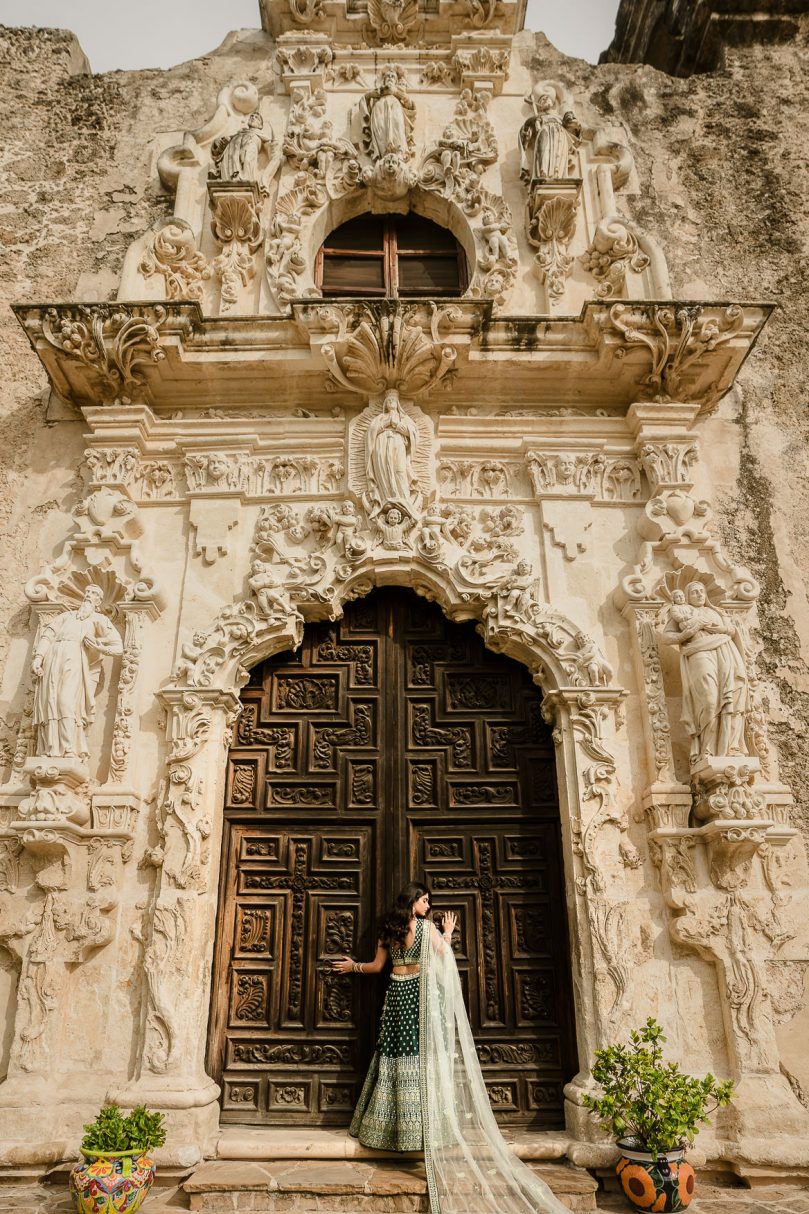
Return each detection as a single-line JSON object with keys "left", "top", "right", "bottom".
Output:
{"left": 430, "top": 911, "right": 457, "bottom": 953}
{"left": 332, "top": 942, "right": 389, "bottom": 975}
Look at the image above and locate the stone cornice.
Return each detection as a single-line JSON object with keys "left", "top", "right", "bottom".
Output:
{"left": 13, "top": 298, "right": 773, "bottom": 416}
{"left": 259, "top": 0, "right": 528, "bottom": 43}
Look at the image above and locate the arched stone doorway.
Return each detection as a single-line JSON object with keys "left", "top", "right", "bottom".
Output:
{"left": 207, "top": 588, "right": 578, "bottom": 1129}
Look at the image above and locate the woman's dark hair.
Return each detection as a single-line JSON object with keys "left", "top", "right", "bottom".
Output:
{"left": 378, "top": 882, "right": 430, "bottom": 948}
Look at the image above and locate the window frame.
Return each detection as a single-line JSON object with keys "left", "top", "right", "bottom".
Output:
{"left": 315, "top": 213, "right": 468, "bottom": 299}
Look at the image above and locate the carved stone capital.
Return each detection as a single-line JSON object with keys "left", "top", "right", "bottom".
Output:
{"left": 692, "top": 757, "right": 763, "bottom": 823}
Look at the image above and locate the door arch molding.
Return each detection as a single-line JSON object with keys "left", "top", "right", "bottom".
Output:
{"left": 132, "top": 561, "right": 630, "bottom": 1142}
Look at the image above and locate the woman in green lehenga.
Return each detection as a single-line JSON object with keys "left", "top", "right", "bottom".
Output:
{"left": 333, "top": 883, "right": 570, "bottom": 1214}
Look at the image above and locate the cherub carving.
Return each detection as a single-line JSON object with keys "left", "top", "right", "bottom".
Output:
{"left": 249, "top": 560, "right": 292, "bottom": 621}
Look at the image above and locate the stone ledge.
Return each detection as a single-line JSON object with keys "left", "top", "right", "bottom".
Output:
{"left": 183, "top": 1157, "right": 597, "bottom": 1213}
{"left": 215, "top": 1125, "right": 572, "bottom": 1162}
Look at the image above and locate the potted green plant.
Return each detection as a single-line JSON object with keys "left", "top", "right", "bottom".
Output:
{"left": 69, "top": 1103, "right": 166, "bottom": 1214}
{"left": 582, "top": 1018, "right": 734, "bottom": 1212}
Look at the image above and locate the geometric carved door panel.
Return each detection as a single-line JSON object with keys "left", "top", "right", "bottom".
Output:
{"left": 209, "top": 589, "right": 577, "bottom": 1126}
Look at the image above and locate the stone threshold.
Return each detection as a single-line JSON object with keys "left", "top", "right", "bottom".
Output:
{"left": 215, "top": 1125, "right": 574, "bottom": 1162}
{"left": 184, "top": 1158, "right": 598, "bottom": 1213}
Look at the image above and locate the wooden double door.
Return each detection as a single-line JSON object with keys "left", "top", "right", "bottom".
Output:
{"left": 209, "top": 589, "right": 577, "bottom": 1127}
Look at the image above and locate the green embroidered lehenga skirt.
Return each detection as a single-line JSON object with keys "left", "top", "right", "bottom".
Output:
{"left": 349, "top": 971, "right": 423, "bottom": 1150}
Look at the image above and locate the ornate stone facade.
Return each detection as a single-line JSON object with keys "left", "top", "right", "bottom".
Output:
{"left": 0, "top": 0, "right": 808, "bottom": 1185}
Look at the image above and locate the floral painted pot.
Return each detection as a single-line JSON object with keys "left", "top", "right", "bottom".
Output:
{"left": 69, "top": 1150, "right": 155, "bottom": 1214}
{"left": 616, "top": 1141, "right": 696, "bottom": 1212}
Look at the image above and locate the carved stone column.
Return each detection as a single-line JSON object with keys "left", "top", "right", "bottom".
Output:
{"left": 540, "top": 686, "right": 638, "bottom": 1149}
{"left": 110, "top": 688, "right": 240, "bottom": 1163}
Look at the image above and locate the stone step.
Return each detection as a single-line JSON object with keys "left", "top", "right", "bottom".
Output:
{"left": 183, "top": 1158, "right": 597, "bottom": 1213}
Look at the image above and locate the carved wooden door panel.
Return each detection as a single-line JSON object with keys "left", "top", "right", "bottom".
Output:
{"left": 396, "top": 598, "right": 578, "bottom": 1127}
{"left": 209, "top": 590, "right": 576, "bottom": 1127}
{"left": 209, "top": 595, "right": 386, "bottom": 1124}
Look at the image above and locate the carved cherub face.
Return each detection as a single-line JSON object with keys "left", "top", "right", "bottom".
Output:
{"left": 208, "top": 455, "right": 229, "bottom": 478}
{"left": 341, "top": 501, "right": 357, "bottom": 516}
{"left": 386, "top": 508, "right": 402, "bottom": 525}
{"left": 482, "top": 208, "right": 495, "bottom": 224}
{"left": 515, "top": 560, "right": 530, "bottom": 576}
{"left": 556, "top": 455, "right": 577, "bottom": 482}
{"left": 671, "top": 590, "right": 686, "bottom": 605}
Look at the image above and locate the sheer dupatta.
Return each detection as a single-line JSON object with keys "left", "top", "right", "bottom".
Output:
{"left": 418, "top": 920, "right": 570, "bottom": 1214}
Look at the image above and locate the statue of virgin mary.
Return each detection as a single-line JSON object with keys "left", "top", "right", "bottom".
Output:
{"left": 364, "top": 390, "right": 421, "bottom": 518}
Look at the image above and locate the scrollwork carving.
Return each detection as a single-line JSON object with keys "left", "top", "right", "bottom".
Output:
{"left": 41, "top": 305, "right": 166, "bottom": 406}
{"left": 610, "top": 303, "right": 744, "bottom": 408}
{"left": 139, "top": 221, "right": 210, "bottom": 302}
{"left": 580, "top": 218, "right": 650, "bottom": 298}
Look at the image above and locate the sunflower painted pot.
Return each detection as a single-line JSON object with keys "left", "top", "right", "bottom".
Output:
{"left": 69, "top": 1150, "right": 155, "bottom": 1214}
{"left": 616, "top": 1141, "right": 696, "bottom": 1212}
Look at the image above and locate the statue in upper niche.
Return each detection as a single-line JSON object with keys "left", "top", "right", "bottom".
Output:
{"left": 364, "top": 389, "right": 421, "bottom": 518}
{"left": 519, "top": 90, "right": 581, "bottom": 185}
{"left": 212, "top": 112, "right": 274, "bottom": 182}
{"left": 31, "top": 584, "right": 123, "bottom": 760}
{"left": 360, "top": 67, "right": 415, "bottom": 162}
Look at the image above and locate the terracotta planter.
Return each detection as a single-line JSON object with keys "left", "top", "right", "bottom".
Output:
{"left": 69, "top": 1149, "right": 156, "bottom": 1214}
{"left": 616, "top": 1140, "right": 696, "bottom": 1212}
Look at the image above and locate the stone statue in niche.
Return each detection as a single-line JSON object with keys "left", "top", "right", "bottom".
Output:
{"left": 360, "top": 68, "right": 415, "bottom": 162}
{"left": 658, "top": 582, "right": 751, "bottom": 764}
{"left": 31, "top": 585, "right": 123, "bottom": 759}
{"left": 519, "top": 90, "right": 581, "bottom": 185}
{"left": 212, "top": 113, "right": 274, "bottom": 182}
{"left": 364, "top": 389, "right": 422, "bottom": 519}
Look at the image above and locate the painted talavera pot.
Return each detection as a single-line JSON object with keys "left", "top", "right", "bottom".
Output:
{"left": 69, "top": 1150, "right": 156, "bottom": 1214}
{"left": 616, "top": 1141, "right": 696, "bottom": 1212}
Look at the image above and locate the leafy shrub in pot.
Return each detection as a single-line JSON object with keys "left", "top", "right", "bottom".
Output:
{"left": 69, "top": 1104, "right": 166, "bottom": 1214}
{"left": 583, "top": 1019, "right": 734, "bottom": 1212}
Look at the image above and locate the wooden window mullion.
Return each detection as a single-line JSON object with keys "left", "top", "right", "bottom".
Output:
{"left": 386, "top": 215, "right": 399, "bottom": 299}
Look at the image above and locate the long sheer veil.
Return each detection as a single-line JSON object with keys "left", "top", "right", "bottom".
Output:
{"left": 419, "top": 921, "right": 570, "bottom": 1214}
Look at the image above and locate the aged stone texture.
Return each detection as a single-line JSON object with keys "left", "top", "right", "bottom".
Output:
{"left": 602, "top": 0, "right": 806, "bottom": 75}
{"left": 0, "top": 0, "right": 807, "bottom": 1185}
